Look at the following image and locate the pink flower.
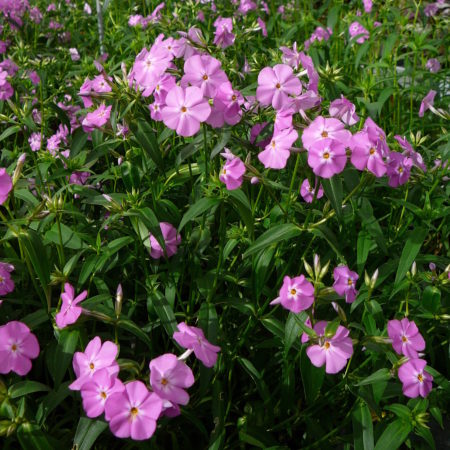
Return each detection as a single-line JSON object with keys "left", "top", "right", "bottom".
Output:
{"left": 213, "top": 17, "right": 235, "bottom": 48}
{"left": 257, "top": 17, "right": 268, "bottom": 37}
{"left": 301, "top": 116, "right": 351, "bottom": 151}
{"left": 28, "top": 71, "right": 40, "bottom": 85}
{"left": 329, "top": 96, "right": 359, "bottom": 126}
{"left": 149, "top": 353, "right": 195, "bottom": 405}
{"left": 0, "top": 81, "right": 13, "bottom": 100}
{"left": 398, "top": 359, "right": 433, "bottom": 398}
{"left": 280, "top": 42, "right": 302, "bottom": 69}
{"left": 55, "top": 283, "right": 88, "bottom": 329}
{"left": 386, "top": 152, "right": 413, "bottom": 187}
{"left": 82, "top": 104, "right": 112, "bottom": 132}
{"left": 350, "top": 131, "right": 386, "bottom": 177}
{"left": 270, "top": 275, "right": 314, "bottom": 313}
{"left": 349, "top": 21, "right": 369, "bottom": 44}
{"left": 81, "top": 369, "right": 124, "bottom": 418}
{"left": 69, "top": 171, "right": 90, "bottom": 186}
{"left": 149, "top": 222, "right": 181, "bottom": 259}
{"left": 206, "top": 81, "right": 243, "bottom": 127}
{"left": 306, "top": 321, "right": 353, "bottom": 374}
{"left": 256, "top": 64, "right": 302, "bottom": 110}
{"left": 70, "top": 337, "right": 119, "bottom": 390}
{"left": 92, "top": 75, "right": 112, "bottom": 93}
{"left": 69, "top": 48, "right": 80, "bottom": 61}
{"left": 0, "top": 262, "right": 14, "bottom": 296}
{"left": 394, "top": 135, "right": 426, "bottom": 171}
{"left": 258, "top": 127, "right": 298, "bottom": 169}
{"left": 28, "top": 132, "right": 42, "bottom": 152}
{"left": 425, "top": 58, "right": 440, "bottom": 73}
{"left": 219, "top": 157, "right": 246, "bottom": 190}
{"left": 300, "top": 179, "right": 324, "bottom": 203}
{"left": 0, "top": 168, "right": 12, "bottom": 204}
{"left": 105, "top": 381, "right": 163, "bottom": 440}
{"left": 363, "top": 0, "right": 373, "bottom": 13}
{"left": 363, "top": 117, "right": 389, "bottom": 156}
{"left": 308, "top": 138, "right": 347, "bottom": 178}
{"left": 419, "top": 90, "right": 436, "bottom": 117}
{"left": 181, "top": 55, "right": 228, "bottom": 98}
{"left": 173, "top": 323, "right": 221, "bottom": 367}
{"left": 333, "top": 266, "right": 359, "bottom": 303}
{"left": 387, "top": 318, "right": 425, "bottom": 358}
{"left": 161, "top": 86, "right": 211, "bottom": 137}
{"left": 0, "top": 321, "right": 40, "bottom": 376}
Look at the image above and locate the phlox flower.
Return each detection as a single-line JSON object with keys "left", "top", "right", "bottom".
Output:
{"left": 300, "top": 178, "right": 324, "bottom": 203}
{"left": 206, "top": 81, "right": 243, "bottom": 128}
{"left": 299, "top": 52, "right": 319, "bottom": 93}
{"left": 301, "top": 116, "right": 351, "bottom": 151}
{"left": 256, "top": 64, "right": 302, "bottom": 110}
{"left": 181, "top": 55, "right": 228, "bottom": 98}
{"left": 333, "top": 266, "right": 359, "bottom": 303}
{"left": 238, "top": 0, "right": 257, "bottom": 14}
{"left": 70, "top": 336, "right": 119, "bottom": 390}
{"left": 394, "top": 135, "right": 426, "bottom": 171}
{"left": 105, "top": 381, "right": 163, "bottom": 440}
{"left": 329, "top": 95, "right": 359, "bottom": 126}
{"left": 79, "top": 78, "right": 93, "bottom": 107}
{"left": 70, "top": 171, "right": 90, "bottom": 186}
{"left": 92, "top": 74, "right": 112, "bottom": 93}
{"left": 149, "top": 222, "right": 181, "bottom": 259}
{"left": 349, "top": 21, "right": 369, "bottom": 44}
{"left": 55, "top": 283, "right": 88, "bottom": 329}
{"left": 0, "top": 321, "right": 40, "bottom": 376}
{"left": 161, "top": 86, "right": 211, "bottom": 137}
{"left": 270, "top": 275, "right": 314, "bottom": 313}
{"left": 419, "top": 90, "right": 436, "bottom": 117}
{"left": 350, "top": 131, "right": 386, "bottom": 177}
{"left": 257, "top": 17, "right": 268, "bottom": 37}
{"left": 280, "top": 42, "right": 302, "bottom": 69}
{"left": 0, "top": 168, "right": 12, "bottom": 204}
{"left": 47, "top": 134, "right": 61, "bottom": 155}
{"left": 82, "top": 104, "right": 112, "bottom": 132}
{"left": 363, "top": 0, "right": 373, "bottom": 13}
{"left": 424, "top": 3, "right": 438, "bottom": 16}
{"left": 306, "top": 321, "right": 353, "bottom": 374}
{"left": 150, "top": 72, "right": 176, "bottom": 100}
{"left": 28, "top": 71, "right": 40, "bottom": 85}
{"left": 81, "top": 368, "right": 124, "bottom": 418}
{"left": 149, "top": 353, "right": 195, "bottom": 405}
{"left": 274, "top": 106, "right": 294, "bottom": 132}
{"left": 398, "top": 359, "right": 433, "bottom": 398}
{"left": 219, "top": 157, "right": 246, "bottom": 190}
{"left": 304, "top": 26, "right": 332, "bottom": 50}
{"left": 386, "top": 152, "right": 413, "bottom": 187}
{"left": 387, "top": 318, "right": 425, "bottom": 358}
{"left": 173, "top": 323, "right": 221, "bottom": 367}
{"left": 426, "top": 58, "right": 440, "bottom": 73}
{"left": 308, "top": 138, "right": 347, "bottom": 178}
{"left": 363, "top": 117, "right": 389, "bottom": 156}
{"left": 213, "top": 17, "right": 235, "bottom": 49}
{"left": 28, "top": 132, "right": 42, "bottom": 151}
{"left": 0, "top": 262, "right": 14, "bottom": 296}
{"left": 128, "top": 14, "right": 143, "bottom": 27}
{"left": 70, "top": 48, "right": 80, "bottom": 61}
{"left": 0, "top": 81, "right": 13, "bottom": 100}
{"left": 258, "top": 127, "right": 298, "bottom": 169}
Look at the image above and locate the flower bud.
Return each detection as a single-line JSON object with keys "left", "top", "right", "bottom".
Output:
{"left": 12, "top": 153, "right": 26, "bottom": 186}
{"left": 319, "top": 260, "right": 330, "bottom": 280}
{"left": 411, "top": 261, "right": 417, "bottom": 277}
{"left": 304, "top": 259, "right": 314, "bottom": 278}
{"left": 313, "top": 254, "right": 321, "bottom": 277}
{"left": 370, "top": 269, "right": 379, "bottom": 289}
{"left": 429, "top": 262, "right": 436, "bottom": 271}
{"left": 115, "top": 284, "right": 123, "bottom": 317}
{"left": 250, "top": 176, "right": 259, "bottom": 185}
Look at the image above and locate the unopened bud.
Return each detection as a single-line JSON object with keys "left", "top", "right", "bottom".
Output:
{"left": 250, "top": 176, "right": 259, "bottom": 185}
{"left": 115, "top": 284, "right": 123, "bottom": 317}
{"left": 429, "top": 263, "right": 436, "bottom": 271}
{"left": 370, "top": 269, "right": 379, "bottom": 289}
{"left": 411, "top": 261, "right": 417, "bottom": 277}
{"left": 313, "top": 254, "right": 321, "bottom": 277}
{"left": 12, "top": 153, "right": 26, "bottom": 185}
{"left": 304, "top": 260, "right": 314, "bottom": 278}
{"left": 364, "top": 270, "right": 371, "bottom": 287}
{"left": 121, "top": 62, "right": 127, "bottom": 79}
{"left": 319, "top": 260, "right": 330, "bottom": 280}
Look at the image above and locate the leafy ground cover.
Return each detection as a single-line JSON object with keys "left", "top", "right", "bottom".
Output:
{"left": 0, "top": 0, "right": 449, "bottom": 449}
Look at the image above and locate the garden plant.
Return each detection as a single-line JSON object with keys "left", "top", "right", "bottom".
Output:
{"left": 0, "top": 0, "right": 449, "bottom": 449}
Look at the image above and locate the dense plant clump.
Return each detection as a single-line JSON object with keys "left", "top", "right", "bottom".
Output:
{"left": 0, "top": 0, "right": 449, "bottom": 448}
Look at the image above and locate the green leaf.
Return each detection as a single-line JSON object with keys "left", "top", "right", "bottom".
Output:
{"left": 382, "top": 33, "right": 398, "bottom": 60}
{"left": 73, "top": 417, "right": 108, "bottom": 450}
{"left": 353, "top": 401, "right": 374, "bottom": 450}
{"left": 120, "top": 161, "right": 141, "bottom": 191}
{"left": 358, "top": 199, "right": 387, "bottom": 255}
{"left": 8, "top": 381, "right": 50, "bottom": 399}
{"left": 357, "top": 368, "right": 391, "bottom": 386}
{"left": 210, "top": 130, "right": 231, "bottom": 159}
{"left": 130, "top": 120, "right": 164, "bottom": 171}
{"left": 227, "top": 189, "right": 254, "bottom": 238}
{"left": 148, "top": 291, "right": 177, "bottom": 337}
{"left": 243, "top": 223, "right": 302, "bottom": 258}
{"left": 178, "top": 197, "right": 221, "bottom": 231}
{"left": 300, "top": 346, "right": 325, "bottom": 404}
{"left": 355, "top": 41, "right": 371, "bottom": 68}
{"left": 421, "top": 286, "right": 441, "bottom": 313}
{"left": 36, "top": 382, "right": 71, "bottom": 425}
{"left": 357, "top": 230, "right": 373, "bottom": 273}
{"left": 16, "top": 423, "right": 53, "bottom": 450}
{"left": 373, "top": 419, "right": 412, "bottom": 450}
{"left": 116, "top": 318, "right": 152, "bottom": 349}
{"left": 415, "top": 426, "right": 436, "bottom": 450}
{"left": 45, "top": 223, "right": 87, "bottom": 250}
{"left": 322, "top": 176, "right": 343, "bottom": 221}
{"left": 237, "top": 357, "right": 271, "bottom": 403}
{"left": 0, "top": 125, "right": 21, "bottom": 142}
{"left": 385, "top": 404, "right": 411, "bottom": 420}
{"left": 284, "top": 312, "right": 301, "bottom": 354}
{"left": 394, "top": 227, "right": 428, "bottom": 288}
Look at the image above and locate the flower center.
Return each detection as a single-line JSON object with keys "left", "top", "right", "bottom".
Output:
{"left": 417, "top": 373, "right": 424, "bottom": 383}
{"left": 271, "top": 140, "right": 276, "bottom": 148}
{"left": 11, "top": 344, "right": 17, "bottom": 352}
{"left": 290, "top": 288, "right": 297, "bottom": 296}
{"left": 321, "top": 131, "right": 328, "bottom": 138}
{"left": 0, "top": 275, "right": 4, "bottom": 283}
{"left": 89, "top": 362, "right": 95, "bottom": 370}
{"left": 161, "top": 377, "right": 168, "bottom": 386}
{"left": 203, "top": 74, "right": 208, "bottom": 80}
{"left": 347, "top": 278, "right": 353, "bottom": 286}
{"left": 275, "top": 83, "right": 281, "bottom": 89}
{"left": 398, "top": 167, "right": 403, "bottom": 173}
{"left": 181, "top": 106, "right": 187, "bottom": 113}
{"left": 222, "top": 169, "right": 227, "bottom": 175}
{"left": 401, "top": 336, "right": 408, "bottom": 343}
{"left": 323, "top": 152, "right": 330, "bottom": 160}
{"left": 156, "top": 84, "right": 160, "bottom": 91}
{"left": 100, "top": 391, "right": 107, "bottom": 399}
{"left": 324, "top": 341, "right": 331, "bottom": 349}
{"left": 232, "top": 94, "right": 237, "bottom": 101}
{"left": 369, "top": 147, "right": 375, "bottom": 155}
{"left": 130, "top": 407, "right": 139, "bottom": 418}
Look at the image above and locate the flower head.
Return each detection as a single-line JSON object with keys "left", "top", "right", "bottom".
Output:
{"left": 387, "top": 318, "right": 425, "bottom": 358}
{"left": 333, "top": 266, "right": 359, "bottom": 303}
{"left": 329, "top": 95, "right": 359, "bottom": 126}
{"left": 302, "top": 116, "right": 351, "bottom": 151}
{"left": 398, "top": 358, "right": 433, "bottom": 398}
{"left": 55, "top": 283, "right": 88, "bottom": 329}
{"left": 258, "top": 127, "right": 298, "bottom": 169}
{"left": 0, "top": 168, "right": 12, "bottom": 205}
{"left": 219, "top": 157, "right": 246, "bottom": 190}
{"left": 308, "top": 138, "right": 347, "bottom": 178}
{"left": 350, "top": 131, "right": 386, "bottom": 177}
{"left": 149, "top": 222, "right": 181, "bottom": 259}
{"left": 271, "top": 275, "right": 314, "bottom": 313}
{"left": 419, "top": 90, "right": 436, "bottom": 117}
{"left": 300, "top": 179, "right": 324, "bottom": 203}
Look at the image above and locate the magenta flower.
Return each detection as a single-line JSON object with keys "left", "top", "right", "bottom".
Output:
{"left": 206, "top": 81, "right": 243, "bottom": 127}
{"left": 425, "top": 58, "right": 440, "bottom": 73}
{"left": 349, "top": 21, "right": 369, "bottom": 44}
{"left": 280, "top": 42, "right": 302, "bottom": 70}
{"left": 329, "top": 96, "right": 359, "bottom": 126}
{"left": 92, "top": 75, "right": 112, "bottom": 93}
{"left": 149, "top": 222, "right": 181, "bottom": 259}
{"left": 363, "top": 0, "right": 373, "bottom": 13}
{"left": 161, "top": 86, "right": 211, "bottom": 137}
{"left": 258, "top": 127, "right": 298, "bottom": 169}
{"left": 270, "top": 275, "right": 314, "bottom": 313}
{"left": 300, "top": 178, "right": 324, "bottom": 203}
{"left": 55, "top": 283, "right": 88, "bottom": 329}
{"left": 386, "top": 152, "right": 413, "bottom": 187}
{"left": 301, "top": 116, "right": 351, "bottom": 151}
{"left": 213, "top": 17, "right": 235, "bottom": 49}
{"left": 394, "top": 135, "right": 426, "bottom": 172}
{"left": 181, "top": 55, "right": 228, "bottom": 98}
{"left": 173, "top": 323, "right": 221, "bottom": 368}
{"left": 333, "top": 266, "right": 359, "bottom": 303}
{"left": 398, "top": 359, "right": 433, "bottom": 398}
{"left": 70, "top": 337, "right": 119, "bottom": 390}
{"left": 363, "top": 117, "right": 389, "bottom": 156}
{"left": 69, "top": 171, "right": 90, "bottom": 186}
{"left": 0, "top": 168, "right": 12, "bottom": 204}
{"left": 306, "top": 321, "right": 353, "bottom": 374}
{"left": 82, "top": 104, "right": 112, "bottom": 132}
{"left": 0, "top": 81, "right": 13, "bottom": 100}
{"left": 308, "top": 138, "right": 347, "bottom": 178}
{"left": 0, "top": 262, "right": 14, "bottom": 296}
{"left": 387, "top": 318, "right": 425, "bottom": 358}
{"left": 256, "top": 64, "right": 302, "bottom": 110}
{"left": 219, "top": 157, "right": 246, "bottom": 190}
{"left": 105, "top": 381, "right": 163, "bottom": 440}
{"left": 257, "top": 17, "right": 268, "bottom": 37}
{"left": 28, "top": 132, "right": 42, "bottom": 152}
{"left": 149, "top": 353, "right": 195, "bottom": 405}
{"left": 350, "top": 131, "right": 386, "bottom": 177}
{"left": 0, "top": 321, "right": 40, "bottom": 376}
{"left": 28, "top": 71, "right": 40, "bottom": 86}
{"left": 69, "top": 48, "right": 80, "bottom": 61}
{"left": 419, "top": 90, "right": 436, "bottom": 117}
